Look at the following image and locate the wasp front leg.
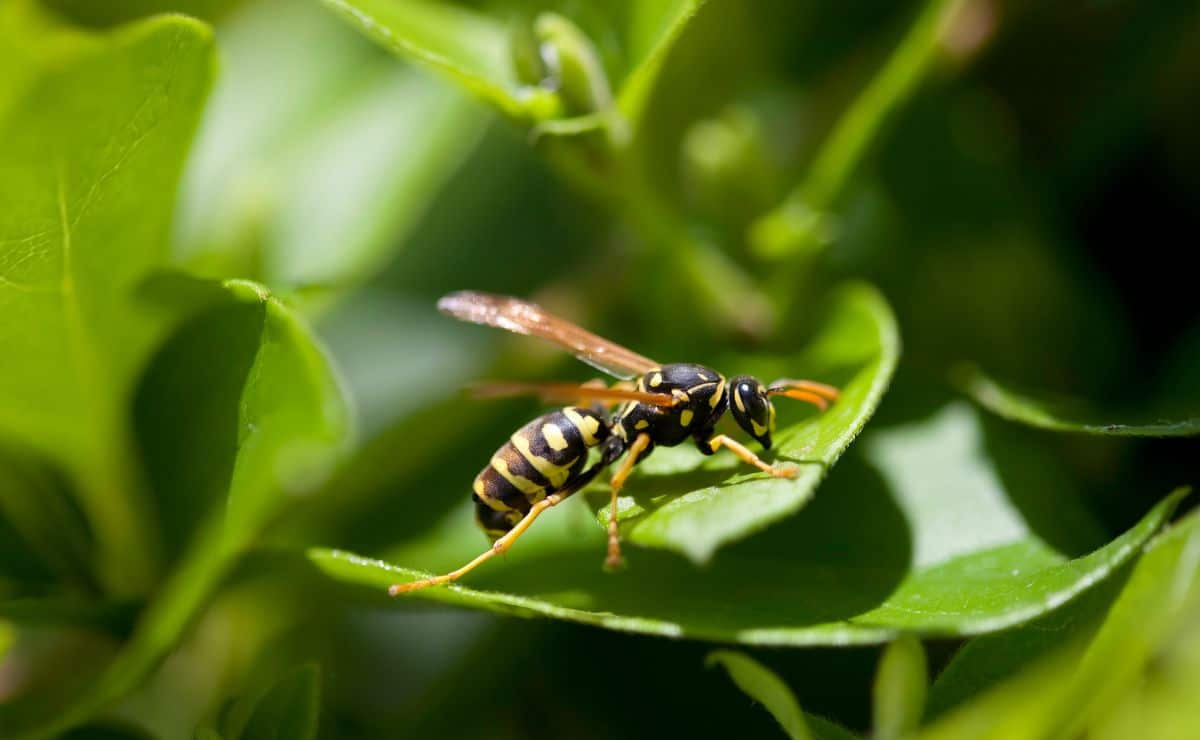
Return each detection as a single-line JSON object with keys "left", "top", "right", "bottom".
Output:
{"left": 706, "top": 434, "right": 799, "bottom": 479}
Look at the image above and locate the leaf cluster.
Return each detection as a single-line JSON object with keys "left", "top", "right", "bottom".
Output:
{"left": 1, "top": 0, "right": 1197, "bottom": 738}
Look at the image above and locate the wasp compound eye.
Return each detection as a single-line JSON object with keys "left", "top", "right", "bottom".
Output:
{"left": 729, "top": 375, "right": 773, "bottom": 449}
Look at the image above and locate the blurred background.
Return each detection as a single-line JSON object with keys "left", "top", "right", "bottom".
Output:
{"left": 2, "top": 0, "right": 1198, "bottom": 737}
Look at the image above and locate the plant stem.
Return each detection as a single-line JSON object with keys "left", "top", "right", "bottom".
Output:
{"left": 752, "top": 0, "right": 966, "bottom": 259}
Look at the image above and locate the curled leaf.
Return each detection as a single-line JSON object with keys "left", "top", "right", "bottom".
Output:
{"left": 959, "top": 365, "right": 1200, "bottom": 437}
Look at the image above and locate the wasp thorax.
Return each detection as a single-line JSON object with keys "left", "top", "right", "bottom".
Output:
{"left": 729, "top": 375, "right": 774, "bottom": 449}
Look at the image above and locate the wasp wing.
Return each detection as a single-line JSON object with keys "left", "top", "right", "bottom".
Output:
{"left": 438, "top": 291, "right": 659, "bottom": 379}
{"left": 469, "top": 381, "right": 676, "bottom": 407}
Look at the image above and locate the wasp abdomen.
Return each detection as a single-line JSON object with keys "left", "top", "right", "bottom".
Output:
{"left": 473, "top": 406, "right": 609, "bottom": 539}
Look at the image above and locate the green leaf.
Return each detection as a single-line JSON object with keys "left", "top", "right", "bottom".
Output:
{"left": 592, "top": 282, "right": 899, "bottom": 563}
{"left": 175, "top": 0, "right": 486, "bottom": 290}
{"left": 873, "top": 636, "right": 927, "bottom": 740}
{"left": 1052, "top": 511, "right": 1200, "bottom": 738}
{"left": 707, "top": 650, "right": 812, "bottom": 740}
{"left": 231, "top": 664, "right": 320, "bottom": 740}
{"left": 321, "top": 0, "right": 708, "bottom": 131}
{"left": 307, "top": 403, "right": 1181, "bottom": 645}
{"left": 922, "top": 565, "right": 1124, "bottom": 721}
{"left": 617, "top": 0, "right": 706, "bottom": 122}
{"left": 0, "top": 2, "right": 214, "bottom": 595}
{"left": 219, "top": 280, "right": 355, "bottom": 530}
{"left": 11, "top": 281, "right": 350, "bottom": 739}
{"left": 1089, "top": 598, "right": 1200, "bottom": 740}
{"left": 918, "top": 507, "right": 1200, "bottom": 740}
{"left": 959, "top": 365, "right": 1200, "bottom": 437}
{"left": 321, "top": 0, "right": 553, "bottom": 120}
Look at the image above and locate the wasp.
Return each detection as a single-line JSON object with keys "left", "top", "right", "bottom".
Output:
{"left": 389, "top": 291, "right": 839, "bottom": 595}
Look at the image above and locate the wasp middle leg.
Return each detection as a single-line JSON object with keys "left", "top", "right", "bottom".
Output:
{"left": 605, "top": 432, "right": 652, "bottom": 570}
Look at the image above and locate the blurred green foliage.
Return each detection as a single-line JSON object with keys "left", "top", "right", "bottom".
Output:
{"left": 1, "top": 0, "right": 1198, "bottom": 738}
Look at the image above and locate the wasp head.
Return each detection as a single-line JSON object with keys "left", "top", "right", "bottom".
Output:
{"left": 728, "top": 375, "right": 775, "bottom": 449}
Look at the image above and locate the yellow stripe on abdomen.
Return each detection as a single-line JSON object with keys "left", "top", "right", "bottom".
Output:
{"left": 490, "top": 449, "right": 548, "bottom": 498}
{"left": 510, "top": 431, "right": 577, "bottom": 488}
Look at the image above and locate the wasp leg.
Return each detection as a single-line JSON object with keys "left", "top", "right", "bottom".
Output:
{"left": 708, "top": 434, "right": 799, "bottom": 479}
{"left": 389, "top": 495, "right": 564, "bottom": 595}
{"left": 390, "top": 461, "right": 609, "bottom": 595}
{"left": 605, "top": 432, "right": 652, "bottom": 570}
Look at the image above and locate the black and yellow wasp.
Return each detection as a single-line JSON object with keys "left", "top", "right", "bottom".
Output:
{"left": 389, "top": 291, "right": 839, "bottom": 595}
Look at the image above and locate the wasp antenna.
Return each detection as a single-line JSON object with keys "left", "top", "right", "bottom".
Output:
{"left": 770, "top": 389, "right": 830, "bottom": 411}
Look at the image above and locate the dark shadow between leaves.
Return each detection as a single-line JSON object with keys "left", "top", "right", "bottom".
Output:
{"left": 465, "top": 451, "right": 912, "bottom": 633}
{"left": 980, "top": 415, "right": 1107, "bottom": 557}
{"left": 583, "top": 442, "right": 832, "bottom": 526}
{"left": 133, "top": 299, "right": 267, "bottom": 565}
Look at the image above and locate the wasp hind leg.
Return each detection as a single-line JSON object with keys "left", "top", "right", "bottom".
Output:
{"left": 389, "top": 463, "right": 609, "bottom": 595}
{"left": 388, "top": 495, "right": 565, "bottom": 595}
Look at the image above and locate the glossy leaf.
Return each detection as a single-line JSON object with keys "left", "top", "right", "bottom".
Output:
{"left": 960, "top": 366, "right": 1200, "bottom": 437}
{"left": 11, "top": 281, "right": 351, "bottom": 739}
{"left": 918, "top": 508, "right": 1200, "bottom": 740}
{"left": 308, "top": 401, "right": 1181, "bottom": 645}
{"left": 175, "top": 0, "right": 485, "bottom": 290}
{"left": 0, "top": 1, "right": 214, "bottom": 595}
{"left": 708, "top": 651, "right": 812, "bottom": 740}
{"left": 592, "top": 282, "right": 899, "bottom": 563}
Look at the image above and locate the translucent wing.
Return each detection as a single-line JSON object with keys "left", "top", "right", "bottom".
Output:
{"left": 469, "top": 380, "right": 676, "bottom": 407}
{"left": 438, "top": 291, "right": 659, "bottom": 379}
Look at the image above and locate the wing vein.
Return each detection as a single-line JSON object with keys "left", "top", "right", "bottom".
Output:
{"left": 438, "top": 291, "right": 658, "bottom": 379}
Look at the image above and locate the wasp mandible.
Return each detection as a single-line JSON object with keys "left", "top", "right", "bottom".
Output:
{"left": 389, "top": 291, "right": 839, "bottom": 595}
